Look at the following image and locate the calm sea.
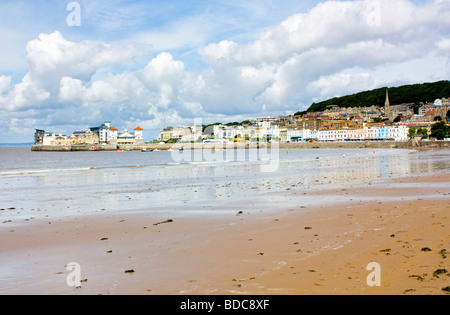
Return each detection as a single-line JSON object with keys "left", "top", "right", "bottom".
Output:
{"left": 0, "top": 146, "right": 449, "bottom": 224}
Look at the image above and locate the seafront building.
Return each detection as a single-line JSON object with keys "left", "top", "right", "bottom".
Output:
{"left": 158, "top": 124, "right": 203, "bottom": 142}
{"left": 35, "top": 122, "right": 144, "bottom": 146}
{"left": 156, "top": 120, "right": 410, "bottom": 143}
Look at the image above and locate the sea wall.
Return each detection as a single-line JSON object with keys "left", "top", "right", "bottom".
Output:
{"left": 279, "top": 140, "right": 450, "bottom": 150}
{"left": 31, "top": 140, "right": 450, "bottom": 152}
{"left": 31, "top": 144, "right": 118, "bottom": 151}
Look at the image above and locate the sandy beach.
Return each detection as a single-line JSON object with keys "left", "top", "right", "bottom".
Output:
{"left": 1, "top": 171, "right": 448, "bottom": 295}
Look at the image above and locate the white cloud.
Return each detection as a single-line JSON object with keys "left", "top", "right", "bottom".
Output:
{"left": 58, "top": 77, "right": 85, "bottom": 103}
{"left": 26, "top": 31, "right": 139, "bottom": 84}
{"left": 307, "top": 72, "right": 377, "bottom": 103}
{"left": 437, "top": 38, "right": 450, "bottom": 52}
{"left": 1, "top": 31, "right": 141, "bottom": 113}
{"left": 140, "top": 53, "right": 185, "bottom": 90}
{"left": 2, "top": 73, "right": 50, "bottom": 111}
{"left": 0, "top": 76, "right": 11, "bottom": 95}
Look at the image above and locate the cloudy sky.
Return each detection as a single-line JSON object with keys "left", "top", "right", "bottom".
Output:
{"left": 0, "top": 0, "right": 449, "bottom": 142}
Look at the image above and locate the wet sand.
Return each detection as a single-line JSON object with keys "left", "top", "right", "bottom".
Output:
{"left": 0, "top": 173, "right": 449, "bottom": 295}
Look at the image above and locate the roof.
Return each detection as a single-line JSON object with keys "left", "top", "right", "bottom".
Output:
{"left": 110, "top": 127, "right": 118, "bottom": 131}
{"left": 134, "top": 126, "right": 143, "bottom": 130}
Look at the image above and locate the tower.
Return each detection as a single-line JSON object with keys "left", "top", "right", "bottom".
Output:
{"left": 134, "top": 126, "right": 143, "bottom": 144}
{"left": 108, "top": 127, "right": 118, "bottom": 144}
{"left": 385, "top": 88, "right": 390, "bottom": 107}
{"left": 384, "top": 88, "right": 391, "bottom": 119}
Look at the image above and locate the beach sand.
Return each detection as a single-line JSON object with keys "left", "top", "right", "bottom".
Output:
{"left": 0, "top": 173, "right": 448, "bottom": 295}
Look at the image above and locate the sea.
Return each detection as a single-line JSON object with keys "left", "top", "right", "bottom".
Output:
{"left": 0, "top": 146, "right": 449, "bottom": 225}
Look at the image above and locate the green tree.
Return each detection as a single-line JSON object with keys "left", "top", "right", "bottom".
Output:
{"left": 416, "top": 128, "right": 428, "bottom": 139}
{"left": 294, "top": 110, "right": 307, "bottom": 116}
{"left": 430, "top": 121, "right": 449, "bottom": 140}
{"left": 408, "top": 127, "right": 416, "bottom": 139}
{"left": 373, "top": 117, "right": 383, "bottom": 123}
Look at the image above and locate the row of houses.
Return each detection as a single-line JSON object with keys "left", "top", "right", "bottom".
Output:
{"left": 157, "top": 121, "right": 412, "bottom": 143}
{"left": 209, "top": 124, "right": 410, "bottom": 142}
{"left": 35, "top": 122, "right": 144, "bottom": 146}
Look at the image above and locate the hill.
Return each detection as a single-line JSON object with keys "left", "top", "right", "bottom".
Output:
{"left": 305, "top": 80, "right": 450, "bottom": 113}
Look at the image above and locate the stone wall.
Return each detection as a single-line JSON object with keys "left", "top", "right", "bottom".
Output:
{"left": 31, "top": 140, "right": 450, "bottom": 152}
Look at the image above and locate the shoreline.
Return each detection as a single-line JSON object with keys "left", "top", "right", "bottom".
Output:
{"left": 1, "top": 171, "right": 448, "bottom": 295}
{"left": 30, "top": 140, "right": 450, "bottom": 152}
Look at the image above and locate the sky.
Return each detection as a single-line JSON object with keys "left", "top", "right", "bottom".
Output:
{"left": 0, "top": 0, "right": 449, "bottom": 142}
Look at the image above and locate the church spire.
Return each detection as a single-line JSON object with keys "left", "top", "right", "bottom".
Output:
{"left": 385, "top": 88, "right": 392, "bottom": 120}
{"left": 385, "top": 88, "right": 390, "bottom": 107}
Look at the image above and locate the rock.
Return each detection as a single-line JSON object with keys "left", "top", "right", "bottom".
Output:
{"left": 433, "top": 269, "right": 448, "bottom": 278}
{"left": 153, "top": 219, "right": 174, "bottom": 226}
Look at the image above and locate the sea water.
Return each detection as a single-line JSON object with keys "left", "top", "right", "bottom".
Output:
{"left": 0, "top": 146, "right": 449, "bottom": 225}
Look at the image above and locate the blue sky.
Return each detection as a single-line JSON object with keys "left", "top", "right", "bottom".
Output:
{"left": 1, "top": 0, "right": 318, "bottom": 78}
{"left": 0, "top": 0, "right": 449, "bottom": 142}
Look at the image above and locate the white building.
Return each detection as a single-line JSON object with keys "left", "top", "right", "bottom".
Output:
{"left": 98, "top": 122, "right": 111, "bottom": 144}
{"left": 365, "top": 124, "right": 382, "bottom": 140}
{"left": 293, "top": 129, "right": 317, "bottom": 142}
{"left": 256, "top": 116, "right": 276, "bottom": 129}
{"left": 257, "top": 126, "right": 280, "bottom": 141}
{"left": 88, "top": 121, "right": 143, "bottom": 145}
{"left": 116, "top": 127, "right": 144, "bottom": 145}
{"left": 388, "top": 125, "right": 408, "bottom": 141}
{"left": 347, "top": 128, "right": 367, "bottom": 141}
{"left": 286, "top": 129, "right": 302, "bottom": 142}
{"left": 317, "top": 129, "right": 348, "bottom": 142}
{"left": 42, "top": 133, "right": 62, "bottom": 145}
{"left": 213, "top": 125, "right": 244, "bottom": 140}
{"left": 279, "top": 129, "right": 319, "bottom": 142}
{"left": 109, "top": 127, "right": 118, "bottom": 142}
{"left": 134, "top": 127, "right": 143, "bottom": 143}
